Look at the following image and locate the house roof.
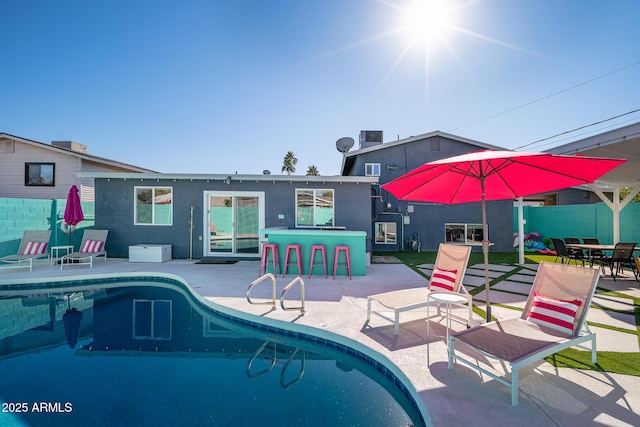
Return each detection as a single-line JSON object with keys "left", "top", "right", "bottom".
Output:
{"left": 545, "top": 121, "right": 640, "bottom": 187}
{"left": 77, "top": 171, "right": 379, "bottom": 184}
{"left": 339, "top": 130, "right": 506, "bottom": 176}
{"left": 0, "top": 133, "right": 158, "bottom": 173}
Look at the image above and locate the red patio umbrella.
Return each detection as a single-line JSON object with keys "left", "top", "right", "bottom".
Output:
{"left": 382, "top": 150, "right": 626, "bottom": 321}
{"left": 63, "top": 185, "right": 84, "bottom": 245}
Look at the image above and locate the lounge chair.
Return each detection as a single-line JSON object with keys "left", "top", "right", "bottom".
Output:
{"left": 60, "top": 230, "right": 108, "bottom": 269}
{"left": 366, "top": 243, "right": 472, "bottom": 336}
{"left": 0, "top": 230, "right": 51, "bottom": 272}
{"left": 448, "top": 261, "right": 600, "bottom": 406}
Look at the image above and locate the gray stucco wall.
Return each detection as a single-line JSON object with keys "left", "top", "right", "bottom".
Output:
{"left": 94, "top": 178, "right": 372, "bottom": 259}
{"left": 347, "top": 135, "right": 514, "bottom": 252}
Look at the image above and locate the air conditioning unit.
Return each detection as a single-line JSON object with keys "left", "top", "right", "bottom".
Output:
{"left": 359, "top": 131, "right": 383, "bottom": 149}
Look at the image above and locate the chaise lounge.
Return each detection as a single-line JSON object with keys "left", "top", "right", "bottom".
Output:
{"left": 448, "top": 261, "right": 600, "bottom": 406}
{"left": 60, "top": 229, "right": 108, "bottom": 269}
{"left": 0, "top": 230, "right": 51, "bottom": 272}
{"left": 366, "top": 243, "right": 472, "bottom": 336}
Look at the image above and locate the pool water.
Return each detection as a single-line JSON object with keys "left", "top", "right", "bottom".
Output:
{"left": 0, "top": 279, "right": 425, "bottom": 426}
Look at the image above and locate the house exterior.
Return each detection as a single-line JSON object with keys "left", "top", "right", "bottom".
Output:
{"left": 0, "top": 133, "right": 156, "bottom": 201}
{"left": 81, "top": 172, "right": 377, "bottom": 261}
{"left": 340, "top": 131, "right": 514, "bottom": 252}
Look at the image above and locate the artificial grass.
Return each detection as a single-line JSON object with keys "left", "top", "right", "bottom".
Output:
{"left": 374, "top": 250, "right": 640, "bottom": 377}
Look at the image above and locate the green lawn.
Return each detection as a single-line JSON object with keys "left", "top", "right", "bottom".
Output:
{"left": 374, "top": 250, "right": 640, "bottom": 376}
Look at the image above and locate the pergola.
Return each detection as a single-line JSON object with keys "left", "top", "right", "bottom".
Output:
{"left": 547, "top": 121, "right": 640, "bottom": 244}
{"left": 515, "top": 121, "right": 640, "bottom": 264}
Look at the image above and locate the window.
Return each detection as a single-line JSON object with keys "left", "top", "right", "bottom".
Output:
{"left": 296, "top": 189, "right": 334, "bottom": 227}
{"left": 445, "top": 223, "right": 485, "bottom": 245}
{"left": 133, "top": 299, "right": 172, "bottom": 340}
{"left": 375, "top": 222, "right": 396, "bottom": 244}
{"left": 135, "top": 187, "right": 173, "bottom": 225}
{"left": 25, "top": 163, "right": 55, "bottom": 186}
{"left": 365, "top": 163, "right": 381, "bottom": 176}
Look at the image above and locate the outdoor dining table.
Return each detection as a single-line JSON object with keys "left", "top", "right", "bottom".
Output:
{"left": 566, "top": 243, "right": 615, "bottom": 267}
{"left": 566, "top": 243, "right": 639, "bottom": 267}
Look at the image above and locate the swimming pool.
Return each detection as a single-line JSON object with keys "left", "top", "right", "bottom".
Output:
{"left": 0, "top": 276, "right": 427, "bottom": 426}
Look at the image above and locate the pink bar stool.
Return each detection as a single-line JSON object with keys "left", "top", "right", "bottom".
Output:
{"left": 283, "top": 244, "right": 302, "bottom": 277}
{"left": 259, "top": 243, "right": 280, "bottom": 276}
{"left": 333, "top": 245, "right": 351, "bottom": 280}
{"left": 308, "top": 244, "right": 327, "bottom": 279}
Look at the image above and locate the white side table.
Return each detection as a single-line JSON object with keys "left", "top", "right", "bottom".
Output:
{"left": 427, "top": 292, "right": 472, "bottom": 343}
{"left": 50, "top": 245, "right": 74, "bottom": 266}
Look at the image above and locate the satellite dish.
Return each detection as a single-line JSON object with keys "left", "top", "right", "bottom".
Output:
{"left": 335, "top": 137, "right": 354, "bottom": 153}
{"left": 263, "top": 170, "right": 271, "bottom": 175}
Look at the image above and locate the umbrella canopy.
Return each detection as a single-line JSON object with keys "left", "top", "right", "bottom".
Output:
{"left": 382, "top": 150, "right": 627, "bottom": 321}
{"left": 63, "top": 185, "right": 84, "bottom": 227}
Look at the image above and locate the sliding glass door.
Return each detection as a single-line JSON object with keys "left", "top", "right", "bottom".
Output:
{"left": 205, "top": 191, "right": 264, "bottom": 256}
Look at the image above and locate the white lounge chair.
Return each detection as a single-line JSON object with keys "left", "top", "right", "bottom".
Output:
{"left": 0, "top": 230, "right": 51, "bottom": 272}
{"left": 366, "top": 243, "right": 472, "bottom": 336}
{"left": 60, "top": 229, "right": 108, "bottom": 269}
{"left": 448, "top": 261, "right": 600, "bottom": 406}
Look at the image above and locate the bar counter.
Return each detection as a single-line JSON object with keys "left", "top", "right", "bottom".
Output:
{"left": 258, "top": 228, "right": 368, "bottom": 276}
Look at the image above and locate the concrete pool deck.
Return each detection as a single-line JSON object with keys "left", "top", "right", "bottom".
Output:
{"left": 1, "top": 258, "right": 639, "bottom": 426}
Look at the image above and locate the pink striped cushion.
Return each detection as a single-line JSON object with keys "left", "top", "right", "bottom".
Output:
{"left": 429, "top": 267, "right": 458, "bottom": 292}
{"left": 21, "top": 241, "right": 48, "bottom": 255}
{"left": 526, "top": 291, "right": 582, "bottom": 335}
{"left": 81, "top": 240, "right": 104, "bottom": 253}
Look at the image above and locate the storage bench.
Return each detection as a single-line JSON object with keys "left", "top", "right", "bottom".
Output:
{"left": 128, "top": 244, "right": 172, "bottom": 263}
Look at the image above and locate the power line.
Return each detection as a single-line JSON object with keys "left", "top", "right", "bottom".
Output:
{"left": 448, "top": 59, "right": 640, "bottom": 133}
{"left": 514, "top": 108, "right": 640, "bottom": 150}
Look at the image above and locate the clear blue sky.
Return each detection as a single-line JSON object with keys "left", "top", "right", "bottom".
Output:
{"left": 2, "top": 0, "right": 639, "bottom": 175}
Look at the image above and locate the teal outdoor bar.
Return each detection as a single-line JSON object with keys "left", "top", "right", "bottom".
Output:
{"left": 258, "top": 228, "right": 368, "bottom": 276}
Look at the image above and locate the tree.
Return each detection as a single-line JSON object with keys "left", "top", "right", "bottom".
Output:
{"left": 306, "top": 165, "right": 320, "bottom": 176}
{"left": 281, "top": 151, "right": 297, "bottom": 175}
{"left": 620, "top": 186, "right": 640, "bottom": 202}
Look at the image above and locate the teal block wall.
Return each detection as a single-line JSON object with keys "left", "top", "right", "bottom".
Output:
{"left": 514, "top": 202, "right": 640, "bottom": 245}
{"left": 0, "top": 198, "right": 95, "bottom": 258}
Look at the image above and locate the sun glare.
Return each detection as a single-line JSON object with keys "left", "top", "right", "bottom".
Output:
{"left": 401, "top": 0, "right": 456, "bottom": 49}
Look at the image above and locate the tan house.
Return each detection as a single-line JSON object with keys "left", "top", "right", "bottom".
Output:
{"left": 0, "top": 133, "right": 156, "bottom": 201}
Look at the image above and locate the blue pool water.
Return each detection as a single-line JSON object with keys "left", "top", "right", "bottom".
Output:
{"left": 0, "top": 277, "right": 425, "bottom": 426}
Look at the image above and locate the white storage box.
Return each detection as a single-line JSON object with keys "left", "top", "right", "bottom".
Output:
{"left": 128, "top": 244, "right": 172, "bottom": 263}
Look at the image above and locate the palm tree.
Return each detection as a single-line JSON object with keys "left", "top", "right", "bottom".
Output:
{"left": 281, "top": 151, "right": 297, "bottom": 175}
{"left": 306, "top": 165, "right": 320, "bottom": 176}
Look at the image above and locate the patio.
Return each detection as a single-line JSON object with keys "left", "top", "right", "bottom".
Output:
{"left": 1, "top": 257, "right": 639, "bottom": 426}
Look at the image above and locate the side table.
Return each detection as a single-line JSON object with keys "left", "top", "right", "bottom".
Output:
{"left": 50, "top": 245, "right": 74, "bottom": 266}
{"left": 427, "top": 292, "right": 472, "bottom": 344}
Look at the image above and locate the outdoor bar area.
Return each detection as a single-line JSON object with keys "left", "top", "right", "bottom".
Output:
{"left": 258, "top": 228, "right": 368, "bottom": 276}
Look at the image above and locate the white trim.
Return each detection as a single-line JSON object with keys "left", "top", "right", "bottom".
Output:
{"left": 203, "top": 191, "right": 265, "bottom": 257}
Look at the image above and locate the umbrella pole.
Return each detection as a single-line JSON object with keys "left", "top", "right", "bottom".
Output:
{"left": 481, "top": 187, "right": 491, "bottom": 322}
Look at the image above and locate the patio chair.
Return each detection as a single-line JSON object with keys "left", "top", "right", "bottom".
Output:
{"left": 600, "top": 242, "right": 638, "bottom": 281}
{"left": 60, "top": 230, "right": 108, "bottom": 269}
{"left": 0, "top": 230, "right": 51, "bottom": 272}
{"left": 366, "top": 243, "right": 471, "bottom": 336}
{"left": 550, "top": 238, "right": 584, "bottom": 266}
{"left": 448, "top": 261, "right": 600, "bottom": 406}
{"left": 582, "top": 237, "right": 606, "bottom": 267}
{"left": 563, "top": 237, "right": 587, "bottom": 262}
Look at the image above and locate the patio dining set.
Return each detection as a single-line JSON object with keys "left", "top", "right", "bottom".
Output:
{"left": 551, "top": 237, "right": 639, "bottom": 281}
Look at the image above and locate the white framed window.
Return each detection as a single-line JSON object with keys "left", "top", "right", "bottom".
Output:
{"left": 375, "top": 222, "right": 396, "bottom": 244}
{"left": 365, "top": 163, "right": 381, "bottom": 176}
{"left": 133, "top": 299, "right": 172, "bottom": 340}
{"left": 295, "top": 189, "right": 334, "bottom": 227}
{"left": 445, "top": 223, "right": 485, "bottom": 246}
{"left": 134, "top": 187, "right": 173, "bottom": 225}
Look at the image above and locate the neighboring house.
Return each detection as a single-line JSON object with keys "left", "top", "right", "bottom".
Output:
{"left": 0, "top": 133, "right": 156, "bottom": 201}
{"left": 340, "top": 130, "right": 514, "bottom": 252}
{"left": 80, "top": 172, "right": 376, "bottom": 260}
